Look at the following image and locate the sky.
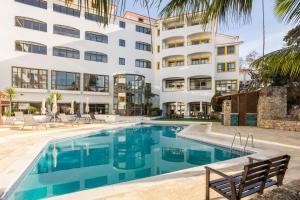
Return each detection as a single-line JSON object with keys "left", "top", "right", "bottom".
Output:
{"left": 121, "top": 0, "right": 294, "bottom": 60}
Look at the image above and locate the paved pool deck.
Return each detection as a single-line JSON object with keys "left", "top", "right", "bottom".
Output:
{"left": 0, "top": 121, "right": 299, "bottom": 200}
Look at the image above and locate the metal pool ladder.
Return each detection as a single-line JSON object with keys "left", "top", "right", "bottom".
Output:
{"left": 243, "top": 133, "right": 254, "bottom": 154}
{"left": 230, "top": 131, "right": 242, "bottom": 152}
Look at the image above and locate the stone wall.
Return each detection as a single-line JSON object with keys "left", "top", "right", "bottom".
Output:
{"left": 259, "top": 119, "right": 300, "bottom": 132}
{"left": 257, "top": 86, "right": 287, "bottom": 121}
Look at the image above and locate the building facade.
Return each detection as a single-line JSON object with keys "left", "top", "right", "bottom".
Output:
{"left": 0, "top": 0, "right": 241, "bottom": 116}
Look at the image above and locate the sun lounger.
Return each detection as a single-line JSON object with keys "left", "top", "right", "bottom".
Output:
{"left": 14, "top": 111, "right": 24, "bottom": 125}
{"left": 59, "top": 113, "right": 79, "bottom": 126}
{"left": 21, "top": 114, "right": 47, "bottom": 130}
{"left": 205, "top": 154, "right": 290, "bottom": 200}
{"left": 89, "top": 113, "right": 105, "bottom": 123}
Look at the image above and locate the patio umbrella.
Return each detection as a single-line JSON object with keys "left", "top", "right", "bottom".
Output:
{"left": 41, "top": 98, "right": 46, "bottom": 115}
{"left": 52, "top": 94, "right": 57, "bottom": 122}
{"left": 70, "top": 101, "right": 74, "bottom": 115}
{"left": 85, "top": 97, "right": 89, "bottom": 114}
{"left": 200, "top": 101, "right": 203, "bottom": 113}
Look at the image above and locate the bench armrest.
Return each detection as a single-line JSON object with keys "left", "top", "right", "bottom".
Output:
{"left": 205, "top": 166, "right": 232, "bottom": 180}
{"left": 248, "top": 157, "right": 263, "bottom": 164}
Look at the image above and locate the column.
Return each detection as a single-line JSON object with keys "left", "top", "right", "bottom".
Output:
{"left": 184, "top": 102, "right": 189, "bottom": 117}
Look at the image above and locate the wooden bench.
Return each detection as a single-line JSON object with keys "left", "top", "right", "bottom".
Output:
{"left": 205, "top": 155, "right": 290, "bottom": 200}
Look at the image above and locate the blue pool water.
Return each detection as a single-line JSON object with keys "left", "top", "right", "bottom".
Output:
{"left": 7, "top": 124, "right": 246, "bottom": 200}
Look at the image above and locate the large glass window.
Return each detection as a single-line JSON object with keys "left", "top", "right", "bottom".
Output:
{"left": 84, "top": 74, "right": 109, "bottom": 92}
{"left": 85, "top": 32, "right": 108, "bottom": 43}
{"left": 53, "top": 4, "right": 80, "bottom": 17}
{"left": 136, "top": 25, "right": 151, "bottom": 34}
{"left": 216, "top": 80, "right": 237, "bottom": 93}
{"left": 51, "top": 70, "right": 80, "bottom": 90}
{"left": 15, "top": 16, "right": 47, "bottom": 32}
{"left": 85, "top": 12, "right": 104, "bottom": 22}
{"left": 15, "top": 41, "right": 47, "bottom": 55}
{"left": 135, "top": 59, "right": 151, "bottom": 69}
{"left": 190, "top": 78, "right": 211, "bottom": 90}
{"left": 113, "top": 74, "right": 145, "bottom": 116}
{"left": 53, "top": 47, "right": 80, "bottom": 59}
{"left": 15, "top": 0, "right": 47, "bottom": 9}
{"left": 136, "top": 42, "right": 151, "bottom": 51}
{"left": 165, "top": 79, "right": 184, "bottom": 91}
{"left": 84, "top": 104, "right": 109, "bottom": 114}
{"left": 84, "top": 51, "right": 107, "bottom": 63}
{"left": 12, "top": 66, "right": 47, "bottom": 89}
{"left": 53, "top": 25, "right": 80, "bottom": 38}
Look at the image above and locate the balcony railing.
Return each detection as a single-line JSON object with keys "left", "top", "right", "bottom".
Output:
{"left": 162, "top": 43, "right": 185, "bottom": 49}
{"left": 162, "top": 25, "right": 184, "bottom": 31}
{"left": 187, "top": 40, "right": 210, "bottom": 46}
{"left": 190, "top": 86, "right": 212, "bottom": 90}
{"left": 164, "top": 87, "right": 185, "bottom": 92}
{"left": 188, "top": 61, "right": 210, "bottom": 65}
{"left": 163, "top": 62, "right": 185, "bottom": 68}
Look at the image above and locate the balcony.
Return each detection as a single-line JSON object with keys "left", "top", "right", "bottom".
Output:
{"left": 187, "top": 52, "right": 211, "bottom": 65}
{"left": 162, "top": 55, "right": 185, "bottom": 68}
{"left": 163, "top": 78, "right": 185, "bottom": 92}
{"left": 189, "top": 76, "right": 212, "bottom": 91}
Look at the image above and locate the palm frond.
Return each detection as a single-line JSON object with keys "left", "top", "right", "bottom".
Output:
{"left": 159, "top": 0, "right": 253, "bottom": 29}
{"left": 251, "top": 46, "right": 300, "bottom": 78}
{"left": 275, "top": 0, "right": 300, "bottom": 25}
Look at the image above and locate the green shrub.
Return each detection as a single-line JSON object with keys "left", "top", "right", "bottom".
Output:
{"left": 211, "top": 92, "right": 222, "bottom": 112}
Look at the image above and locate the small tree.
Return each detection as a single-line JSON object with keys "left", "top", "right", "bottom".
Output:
{"left": 211, "top": 92, "right": 222, "bottom": 112}
{"left": 47, "top": 91, "right": 62, "bottom": 106}
{"left": 5, "top": 87, "right": 16, "bottom": 116}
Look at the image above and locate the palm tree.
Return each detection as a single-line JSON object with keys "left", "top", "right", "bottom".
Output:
{"left": 5, "top": 87, "right": 16, "bottom": 116}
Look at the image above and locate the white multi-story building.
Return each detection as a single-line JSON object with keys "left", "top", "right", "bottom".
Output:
{"left": 0, "top": 0, "right": 241, "bottom": 117}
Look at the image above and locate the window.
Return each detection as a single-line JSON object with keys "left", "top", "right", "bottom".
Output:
{"left": 15, "top": 16, "right": 47, "bottom": 32}
{"left": 119, "top": 58, "right": 125, "bottom": 65}
{"left": 84, "top": 51, "right": 107, "bottom": 63}
{"left": 119, "top": 39, "right": 125, "bottom": 47}
{"left": 53, "top": 4, "right": 80, "bottom": 17}
{"left": 15, "top": 0, "right": 47, "bottom": 9}
{"left": 85, "top": 32, "right": 108, "bottom": 43}
{"left": 85, "top": 104, "right": 109, "bottom": 114}
{"left": 166, "top": 60, "right": 184, "bottom": 67}
{"left": 138, "top": 18, "right": 144, "bottom": 23}
{"left": 53, "top": 25, "right": 80, "bottom": 38}
{"left": 157, "top": 62, "right": 160, "bottom": 70}
{"left": 15, "top": 41, "right": 47, "bottom": 55}
{"left": 53, "top": 47, "right": 80, "bottom": 59}
{"left": 157, "top": 29, "right": 160, "bottom": 36}
{"left": 136, "top": 42, "right": 151, "bottom": 51}
{"left": 119, "top": 21, "right": 126, "bottom": 28}
{"left": 216, "top": 80, "right": 237, "bottom": 93}
{"left": 157, "top": 45, "right": 160, "bottom": 53}
{"left": 217, "top": 47, "right": 225, "bottom": 55}
{"left": 227, "top": 62, "right": 236, "bottom": 72}
{"left": 135, "top": 59, "right": 151, "bottom": 69}
{"left": 217, "top": 63, "right": 226, "bottom": 72}
{"left": 191, "top": 58, "right": 209, "bottom": 65}
{"left": 227, "top": 45, "right": 235, "bottom": 54}
{"left": 136, "top": 25, "right": 151, "bottom": 34}
{"left": 85, "top": 12, "right": 104, "bottom": 22}
{"left": 51, "top": 70, "right": 80, "bottom": 90}
{"left": 12, "top": 66, "right": 47, "bottom": 89}
{"left": 190, "top": 78, "right": 211, "bottom": 90}
{"left": 84, "top": 73, "right": 109, "bottom": 92}
{"left": 165, "top": 79, "right": 184, "bottom": 91}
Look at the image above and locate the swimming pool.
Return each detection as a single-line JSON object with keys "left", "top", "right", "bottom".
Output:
{"left": 7, "top": 124, "right": 247, "bottom": 200}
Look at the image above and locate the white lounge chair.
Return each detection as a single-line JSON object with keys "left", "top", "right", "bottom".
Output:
{"left": 22, "top": 114, "right": 47, "bottom": 130}
{"left": 59, "top": 113, "right": 79, "bottom": 126}
{"left": 14, "top": 111, "right": 24, "bottom": 125}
